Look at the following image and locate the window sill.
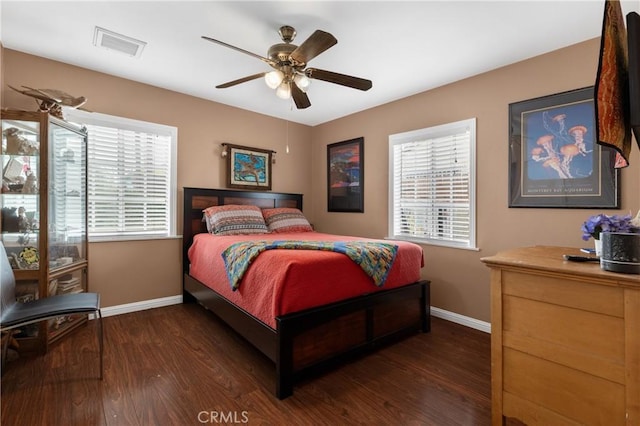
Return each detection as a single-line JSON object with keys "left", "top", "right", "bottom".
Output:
{"left": 385, "top": 236, "right": 479, "bottom": 251}
{"left": 89, "top": 235, "right": 182, "bottom": 243}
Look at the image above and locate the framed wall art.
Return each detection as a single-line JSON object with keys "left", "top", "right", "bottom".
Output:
{"left": 225, "top": 143, "right": 272, "bottom": 191}
{"left": 508, "top": 87, "right": 620, "bottom": 208}
{"left": 327, "top": 137, "right": 364, "bottom": 212}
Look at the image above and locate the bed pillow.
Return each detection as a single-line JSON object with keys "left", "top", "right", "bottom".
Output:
{"left": 262, "top": 208, "right": 313, "bottom": 233}
{"left": 203, "top": 204, "right": 269, "bottom": 235}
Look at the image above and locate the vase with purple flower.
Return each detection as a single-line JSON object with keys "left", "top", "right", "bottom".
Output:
{"left": 581, "top": 213, "right": 637, "bottom": 257}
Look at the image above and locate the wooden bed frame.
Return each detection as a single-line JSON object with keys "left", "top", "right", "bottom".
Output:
{"left": 182, "top": 187, "right": 430, "bottom": 399}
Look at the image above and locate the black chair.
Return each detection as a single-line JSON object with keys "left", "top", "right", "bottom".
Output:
{"left": 0, "top": 242, "right": 103, "bottom": 378}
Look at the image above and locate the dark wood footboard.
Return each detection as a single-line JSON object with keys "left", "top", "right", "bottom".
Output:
{"left": 276, "top": 279, "right": 430, "bottom": 398}
{"left": 185, "top": 272, "right": 430, "bottom": 399}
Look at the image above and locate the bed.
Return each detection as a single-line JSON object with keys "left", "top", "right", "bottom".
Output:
{"left": 182, "top": 187, "right": 430, "bottom": 399}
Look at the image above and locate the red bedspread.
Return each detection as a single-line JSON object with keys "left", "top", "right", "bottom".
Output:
{"left": 187, "top": 232, "right": 424, "bottom": 329}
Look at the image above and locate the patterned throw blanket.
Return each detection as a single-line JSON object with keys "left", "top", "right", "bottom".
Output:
{"left": 222, "top": 240, "right": 398, "bottom": 291}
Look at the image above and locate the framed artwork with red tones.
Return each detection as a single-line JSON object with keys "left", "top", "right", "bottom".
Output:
{"left": 327, "top": 137, "right": 364, "bottom": 212}
{"left": 508, "top": 87, "right": 619, "bottom": 208}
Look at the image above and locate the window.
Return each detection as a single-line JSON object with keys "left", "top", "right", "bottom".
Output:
{"left": 65, "top": 109, "right": 177, "bottom": 241}
{"left": 389, "top": 118, "right": 476, "bottom": 249}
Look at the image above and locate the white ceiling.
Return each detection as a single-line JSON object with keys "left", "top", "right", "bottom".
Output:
{"left": 2, "top": 1, "right": 639, "bottom": 126}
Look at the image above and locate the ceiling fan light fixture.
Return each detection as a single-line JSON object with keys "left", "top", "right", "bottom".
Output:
{"left": 264, "top": 70, "right": 284, "bottom": 89}
{"left": 205, "top": 25, "right": 370, "bottom": 109}
{"left": 275, "top": 81, "right": 292, "bottom": 99}
{"left": 294, "top": 73, "right": 311, "bottom": 93}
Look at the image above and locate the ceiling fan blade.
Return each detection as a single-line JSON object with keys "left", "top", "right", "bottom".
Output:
{"left": 202, "top": 36, "right": 276, "bottom": 66}
{"left": 216, "top": 73, "right": 266, "bottom": 89}
{"left": 291, "top": 84, "right": 311, "bottom": 109}
{"left": 290, "top": 30, "right": 337, "bottom": 64}
{"left": 305, "top": 68, "right": 372, "bottom": 91}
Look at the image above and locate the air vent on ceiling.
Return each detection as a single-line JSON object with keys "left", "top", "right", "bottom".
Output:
{"left": 93, "top": 27, "right": 146, "bottom": 58}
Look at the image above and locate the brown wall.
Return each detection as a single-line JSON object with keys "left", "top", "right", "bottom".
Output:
{"left": 311, "top": 38, "right": 640, "bottom": 322}
{"left": 3, "top": 39, "right": 639, "bottom": 323}
{"left": 1, "top": 49, "right": 313, "bottom": 308}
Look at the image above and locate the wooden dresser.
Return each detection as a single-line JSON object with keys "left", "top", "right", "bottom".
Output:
{"left": 482, "top": 246, "right": 640, "bottom": 425}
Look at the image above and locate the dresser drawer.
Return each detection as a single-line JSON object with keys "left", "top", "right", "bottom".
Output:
{"left": 503, "top": 348, "right": 625, "bottom": 425}
{"left": 502, "top": 270, "right": 624, "bottom": 317}
{"left": 502, "top": 295, "right": 625, "bottom": 383}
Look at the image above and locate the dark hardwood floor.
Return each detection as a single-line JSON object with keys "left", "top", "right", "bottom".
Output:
{"left": 1, "top": 303, "right": 491, "bottom": 425}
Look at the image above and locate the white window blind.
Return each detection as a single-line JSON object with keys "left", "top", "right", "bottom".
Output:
{"left": 389, "top": 118, "right": 476, "bottom": 249}
{"left": 49, "top": 124, "right": 87, "bottom": 241}
{"left": 64, "top": 110, "right": 177, "bottom": 241}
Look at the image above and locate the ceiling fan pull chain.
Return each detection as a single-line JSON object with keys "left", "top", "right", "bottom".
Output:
{"left": 285, "top": 111, "right": 290, "bottom": 154}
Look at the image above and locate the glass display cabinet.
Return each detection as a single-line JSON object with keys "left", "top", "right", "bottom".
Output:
{"left": 1, "top": 110, "right": 88, "bottom": 353}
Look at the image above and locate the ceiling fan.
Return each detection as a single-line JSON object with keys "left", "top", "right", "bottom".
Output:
{"left": 202, "top": 25, "right": 372, "bottom": 109}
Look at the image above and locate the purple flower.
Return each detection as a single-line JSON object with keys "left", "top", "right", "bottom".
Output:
{"left": 581, "top": 213, "right": 636, "bottom": 241}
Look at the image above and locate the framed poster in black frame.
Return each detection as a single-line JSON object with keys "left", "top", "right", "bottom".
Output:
{"left": 508, "top": 87, "right": 620, "bottom": 208}
{"left": 327, "top": 137, "right": 364, "bottom": 212}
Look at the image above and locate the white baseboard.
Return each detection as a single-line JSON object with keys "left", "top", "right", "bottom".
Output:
{"left": 430, "top": 306, "right": 491, "bottom": 334}
{"left": 92, "top": 295, "right": 491, "bottom": 335}
{"left": 99, "top": 295, "right": 183, "bottom": 318}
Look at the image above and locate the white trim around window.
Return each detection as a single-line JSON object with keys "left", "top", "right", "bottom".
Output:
{"left": 388, "top": 118, "right": 477, "bottom": 250}
{"left": 64, "top": 109, "right": 177, "bottom": 242}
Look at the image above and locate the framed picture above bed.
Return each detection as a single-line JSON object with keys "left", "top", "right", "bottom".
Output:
{"left": 224, "top": 143, "right": 272, "bottom": 191}
{"left": 508, "top": 87, "right": 620, "bottom": 208}
{"left": 327, "top": 137, "right": 364, "bottom": 212}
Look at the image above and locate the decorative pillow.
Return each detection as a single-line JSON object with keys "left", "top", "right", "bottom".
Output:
{"left": 262, "top": 208, "right": 313, "bottom": 233}
{"left": 203, "top": 204, "right": 268, "bottom": 235}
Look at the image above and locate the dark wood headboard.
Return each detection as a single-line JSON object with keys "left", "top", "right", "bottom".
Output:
{"left": 182, "top": 187, "right": 303, "bottom": 273}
